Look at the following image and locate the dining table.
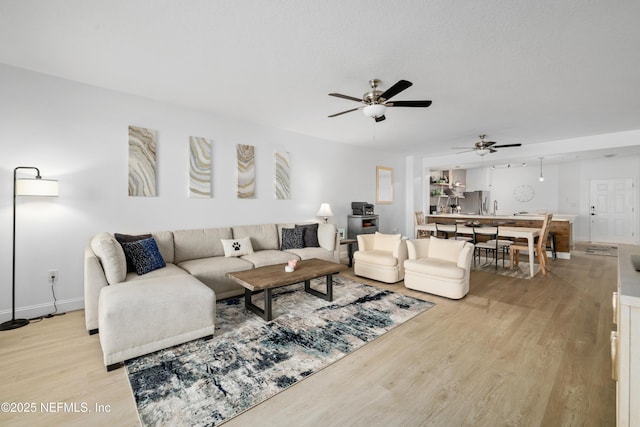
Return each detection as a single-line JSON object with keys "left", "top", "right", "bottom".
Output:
{"left": 416, "top": 223, "right": 542, "bottom": 277}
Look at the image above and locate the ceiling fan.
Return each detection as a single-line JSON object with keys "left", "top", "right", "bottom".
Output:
{"left": 328, "top": 79, "right": 432, "bottom": 122}
{"left": 454, "top": 135, "right": 522, "bottom": 156}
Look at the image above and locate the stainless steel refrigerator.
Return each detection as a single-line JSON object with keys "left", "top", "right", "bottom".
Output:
{"left": 459, "top": 191, "right": 490, "bottom": 215}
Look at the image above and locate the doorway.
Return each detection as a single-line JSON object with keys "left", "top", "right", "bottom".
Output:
{"left": 589, "top": 178, "right": 635, "bottom": 243}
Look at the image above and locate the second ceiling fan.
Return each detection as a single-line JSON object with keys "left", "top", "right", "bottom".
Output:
{"left": 454, "top": 135, "right": 522, "bottom": 156}
{"left": 328, "top": 79, "right": 432, "bottom": 122}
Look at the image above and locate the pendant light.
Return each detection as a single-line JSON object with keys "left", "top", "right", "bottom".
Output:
{"left": 538, "top": 158, "right": 545, "bottom": 182}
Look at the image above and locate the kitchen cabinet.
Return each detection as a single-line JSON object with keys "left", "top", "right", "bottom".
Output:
{"left": 429, "top": 169, "right": 466, "bottom": 211}
{"left": 613, "top": 244, "right": 640, "bottom": 427}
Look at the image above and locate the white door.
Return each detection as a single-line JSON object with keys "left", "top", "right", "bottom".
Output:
{"left": 589, "top": 178, "right": 635, "bottom": 243}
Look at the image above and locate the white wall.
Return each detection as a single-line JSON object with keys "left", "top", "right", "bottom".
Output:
{"left": 0, "top": 64, "right": 406, "bottom": 322}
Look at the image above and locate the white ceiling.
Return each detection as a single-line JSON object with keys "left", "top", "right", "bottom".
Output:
{"left": 1, "top": 0, "right": 639, "bottom": 159}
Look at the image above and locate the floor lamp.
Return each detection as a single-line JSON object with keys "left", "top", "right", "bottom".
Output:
{"left": 0, "top": 167, "right": 59, "bottom": 331}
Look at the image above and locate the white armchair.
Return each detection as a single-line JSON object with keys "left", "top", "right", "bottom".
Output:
{"left": 353, "top": 232, "right": 407, "bottom": 283}
{"left": 403, "top": 237, "right": 474, "bottom": 299}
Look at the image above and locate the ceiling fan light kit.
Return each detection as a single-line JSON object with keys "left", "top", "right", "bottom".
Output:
{"left": 363, "top": 104, "right": 386, "bottom": 118}
{"left": 329, "top": 79, "right": 431, "bottom": 122}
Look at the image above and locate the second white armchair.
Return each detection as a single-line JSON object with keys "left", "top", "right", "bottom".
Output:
{"left": 403, "top": 237, "right": 474, "bottom": 299}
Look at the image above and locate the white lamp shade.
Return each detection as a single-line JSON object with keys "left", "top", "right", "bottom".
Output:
{"left": 316, "top": 203, "right": 334, "bottom": 217}
{"left": 363, "top": 104, "right": 386, "bottom": 118}
{"left": 16, "top": 178, "right": 59, "bottom": 196}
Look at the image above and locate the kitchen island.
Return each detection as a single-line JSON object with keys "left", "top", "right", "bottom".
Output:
{"left": 426, "top": 213, "right": 574, "bottom": 259}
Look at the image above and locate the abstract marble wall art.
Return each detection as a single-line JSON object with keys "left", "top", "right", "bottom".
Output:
{"left": 128, "top": 125, "right": 157, "bottom": 197}
{"left": 189, "top": 136, "right": 213, "bottom": 198}
{"left": 237, "top": 144, "right": 255, "bottom": 199}
{"left": 274, "top": 151, "right": 290, "bottom": 199}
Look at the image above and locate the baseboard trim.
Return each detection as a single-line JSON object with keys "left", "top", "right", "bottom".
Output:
{"left": 0, "top": 298, "right": 84, "bottom": 323}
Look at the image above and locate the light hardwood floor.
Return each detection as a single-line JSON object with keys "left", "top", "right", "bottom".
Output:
{"left": 0, "top": 245, "right": 617, "bottom": 426}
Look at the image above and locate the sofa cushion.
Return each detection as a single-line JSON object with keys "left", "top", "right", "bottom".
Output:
{"left": 125, "top": 263, "right": 189, "bottom": 282}
{"left": 122, "top": 237, "right": 167, "bottom": 275}
{"left": 242, "top": 250, "right": 298, "bottom": 268}
{"left": 405, "top": 258, "right": 465, "bottom": 280}
{"left": 178, "top": 256, "right": 253, "bottom": 297}
{"left": 90, "top": 233, "right": 127, "bottom": 285}
{"left": 173, "top": 227, "right": 232, "bottom": 263}
{"left": 295, "top": 223, "right": 320, "bottom": 248}
{"left": 232, "top": 224, "right": 279, "bottom": 251}
{"left": 354, "top": 250, "right": 399, "bottom": 267}
{"left": 221, "top": 237, "right": 254, "bottom": 257}
{"left": 151, "top": 230, "right": 175, "bottom": 264}
{"left": 280, "top": 227, "right": 304, "bottom": 250}
{"left": 373, "top": 232, "right": 401, "bottom": 252}
{"left": 284, "top": 247, "right": 333, "bottom": 262}
{"left": 428, "top": 237, "right": 466, "bottom": 263}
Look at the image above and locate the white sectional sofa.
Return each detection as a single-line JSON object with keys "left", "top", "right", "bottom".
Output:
{"left": 84, "top": 222, "right": 339, "bottom": 370}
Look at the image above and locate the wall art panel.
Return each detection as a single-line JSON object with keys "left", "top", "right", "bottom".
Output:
{"left": 274, "top": 151, "right": 290, "bottom": 199}
{"left": 189, "top": 136, "right": 213, "bottom": 198}
{"left": 237, "top": 144, "right": 255, "bottom": 199}
{"left": 128, "top": 125, "right": 157, "bottom": 197}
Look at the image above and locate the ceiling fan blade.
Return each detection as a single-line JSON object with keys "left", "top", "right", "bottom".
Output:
{"left": 482, "top": 141, "right": 497, "bottom": 147}
{"left": 492, "top": 143, "right": 522, "bottom": 148}
{"left": 328, "top": 107, "right": 360, "bottom": 118}
{"left": 456, "top": 149, "right": 475, "bottom": 154}
{"left": 379, "top": 80, "right": 412, "bottom": 101}
{"left": 374, "top": 115, "right": 386, "bottom": 122}
{"left": 328, "top": 93, "right": 363, "bottom": 103}
{"left": 387, "top": 100, "right": 432, "bottom": 108}
{"left": 489, "top": 148, "right": 497, "bottom": 153}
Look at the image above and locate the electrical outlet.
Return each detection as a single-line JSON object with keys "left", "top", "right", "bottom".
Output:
{"left": 48, "top": 269, "right": 58, "bottom": 283}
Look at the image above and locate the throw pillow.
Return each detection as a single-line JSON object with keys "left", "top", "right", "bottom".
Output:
{"left": 373, "top": 232, "right": 401, "bottom": 252}
{"left": 121, "top": 237, "right": 166, "bottom": 275}
{"left": 90, "top": 233, "right": 127, "bottom": 285}
{"left": 221, "top": 237, "right": 254, "bottom": 257}
{"left": 295, "top": 223, "right": 320, "bottom": 248}
{"left": 115, "top": 233, "right": 152, "bottom": 272}
{"left": 280, "top": 227, "right": 304, "bottom": 250}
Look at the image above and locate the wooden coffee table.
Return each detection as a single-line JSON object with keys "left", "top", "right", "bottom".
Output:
{"left": 226, "top": 258, "right": 347, "bottom": 321}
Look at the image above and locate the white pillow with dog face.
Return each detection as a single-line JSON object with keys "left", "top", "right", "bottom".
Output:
{"left": 221, "top": 237, "right": 254, "bottom": 257}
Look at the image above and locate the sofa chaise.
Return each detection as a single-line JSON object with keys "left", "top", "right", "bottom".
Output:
{"left": 85, "top": 222, "right": 339, "bottom": 370}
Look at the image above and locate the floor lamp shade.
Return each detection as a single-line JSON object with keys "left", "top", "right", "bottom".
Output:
{"left": 0, "top": 167, "right": 59, "bottom": 331}
{"left": 16, "top": 178, "right": 59, "bottom": 197}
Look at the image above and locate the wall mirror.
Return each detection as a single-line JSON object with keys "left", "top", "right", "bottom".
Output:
{"left": 376, "top": 166, "right": 393, "bottom": 204}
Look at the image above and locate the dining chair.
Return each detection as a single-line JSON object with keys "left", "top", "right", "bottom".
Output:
{"left": 509, "top": 213, "right": 553, "bottom": 275}
{"left": 414, "top": 211, "right": 430, "bottom": 239}
{"left": 452, "top": 220, "right": 473, "bottom": 242}
{"left": 473, "top": 225, "right": 501, "bottom": 271}
{"left": 435, "top": 222, "right": 457, "bottom": 239}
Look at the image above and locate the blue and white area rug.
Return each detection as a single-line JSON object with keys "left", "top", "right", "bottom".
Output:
{"left": 125, "top": 277, "right": 434, "bottom": 426}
